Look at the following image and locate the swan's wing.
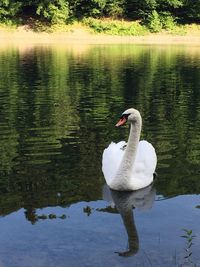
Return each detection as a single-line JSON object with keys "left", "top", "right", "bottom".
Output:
{"left": 130, "top": 140, "right": 157, "bottom": 189}
{"left": 102, "top": 141, "right": 126, "bottom": 186}
{"left": 134, "top": 140, "right": 157, "bottom": 174}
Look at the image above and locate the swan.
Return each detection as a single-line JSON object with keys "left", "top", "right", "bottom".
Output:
{"left": 102, "top": 108, "right": 157, "bottom": 191}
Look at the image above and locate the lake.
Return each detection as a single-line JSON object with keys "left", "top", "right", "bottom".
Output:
{"left": 0, "top": 43, "right": 200, "bottom": 267}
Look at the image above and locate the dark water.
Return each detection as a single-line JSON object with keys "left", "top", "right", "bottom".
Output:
{"left": 0, "top": 44, "right": 200, "bottom": 267}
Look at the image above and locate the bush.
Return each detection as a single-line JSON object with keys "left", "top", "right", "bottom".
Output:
{"left": 83, "top": 18, "right": 148, "bottom": 35}
{"left": 160, "top": 12, "right": 177, "bottom": 31}
{"left": 145, "top": 10, "right": 177, "bottom": 32}
{"left": 146, "top": 10, "right": 162, "bottom": 32}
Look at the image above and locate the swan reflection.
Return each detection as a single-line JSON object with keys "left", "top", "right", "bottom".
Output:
{"left": 103, "top": 184, "right": 156, "bottom": 257}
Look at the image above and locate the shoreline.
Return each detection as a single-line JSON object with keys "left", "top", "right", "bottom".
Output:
{"left": 1, "top": 27, "right": 200, "bottom": 45}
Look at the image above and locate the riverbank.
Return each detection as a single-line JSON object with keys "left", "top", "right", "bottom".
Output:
{"left": 1, "top": 25, "right": 200, "bottom": 45}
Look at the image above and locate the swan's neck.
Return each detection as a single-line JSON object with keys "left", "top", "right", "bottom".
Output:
{"left": 113, "top": 118, "right": 142, "bottom": 190}
{"left": 125, "top": 121, "right": 141, "bottom": 163}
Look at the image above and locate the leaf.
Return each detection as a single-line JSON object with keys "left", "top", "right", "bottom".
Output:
{"left": 187, "top": 230, "right": 193, "bottom": 235}
{"left": 188, "top": 242, "right": 193, "bottom": 248}
{"left": 181, "top": 235, "right": 188, "bottom": 238}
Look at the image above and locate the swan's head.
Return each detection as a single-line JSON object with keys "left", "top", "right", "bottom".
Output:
{"left": 116, "top": 108, "right": 141, "bottom": 127}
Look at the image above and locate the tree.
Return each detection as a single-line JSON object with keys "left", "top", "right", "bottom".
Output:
{"left": 0, "top": 0, "right": 22, "bottom": 21}
{"left": 181, "top": 0, "right": 200, "bottom": 22}
{"left": 36, "top": 0, "right": 70, "bottom": 24}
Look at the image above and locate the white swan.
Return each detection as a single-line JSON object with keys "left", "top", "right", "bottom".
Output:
{"left": 102, "top": 108, "right": 157, "bottom": 191}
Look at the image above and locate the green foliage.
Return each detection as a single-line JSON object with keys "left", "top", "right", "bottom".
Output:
{"left": 104, "top": 0, "right": 125, "bottom": 18}
{"left": 181, "top": 0, "right": 200, "bottom": 21}
{"left": 0, "top": 0, "right": 200, "bottom": 29}
{"left": 83, "top": 18, "right": 148, "bottom": 35}
{"left": 146, "top": 10, "right": 177, "bottom": 32}
{"left": 159, "top": 0, "right": 183, "bottom": 9}
{"left": 146, "top": 10, "right": 162, "bottom": 32}
{"left": 36, "top": 0, "right": 70, "bottom": 24}
{"left": 68, "top": 0, "right": 107, "bottom": 18}
{"left": 160, "top": 12, "right": 177, "bottom": 30}
{"left": 0, "top": 0, "right": 22, "bottom": 20}
{"left": 70, "top": 0, "right": 125, "bottom": 19}
{"left": 91, "top": 0, "right": 107, "bottom": 16}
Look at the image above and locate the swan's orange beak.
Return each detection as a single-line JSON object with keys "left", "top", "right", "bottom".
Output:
{"left": 116, "top": 117, "right": 127, "bottom": 127}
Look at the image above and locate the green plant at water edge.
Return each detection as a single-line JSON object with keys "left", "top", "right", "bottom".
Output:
{"left": 82, "top": 18, "right": 148, "bottom": 36}
{"left": 181, "top": 229, "right": 196, "bottom": 266}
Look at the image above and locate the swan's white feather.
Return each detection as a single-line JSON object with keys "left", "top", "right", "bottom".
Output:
{"left": 102, "top": 141, "right": 126, "bottom": 185}
{"left": 102, "top": 140, "right": 157, "bottom": 191}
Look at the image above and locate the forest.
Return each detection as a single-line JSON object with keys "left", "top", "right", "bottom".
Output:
{"left": 0, "top": 0, "right": 200, "bottom": 28}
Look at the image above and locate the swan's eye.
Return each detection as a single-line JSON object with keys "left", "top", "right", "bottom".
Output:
{"left": 121, "top": 113, "right": 130, "bottom": 120}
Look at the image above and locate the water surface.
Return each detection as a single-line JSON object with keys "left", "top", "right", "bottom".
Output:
{"left": 0, "top": 44, "right": 200, "bottom": 267}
